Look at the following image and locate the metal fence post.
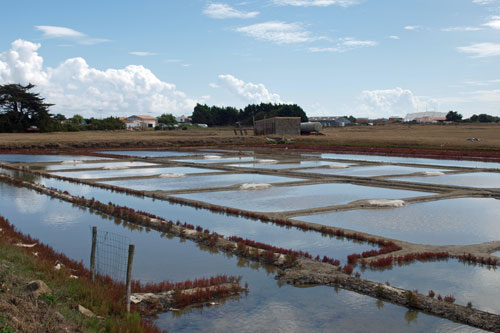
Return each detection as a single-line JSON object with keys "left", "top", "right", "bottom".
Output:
{"left": 126, "top": 244, "right": 135, "bottom": 313}
{"left": 90, "top": 226, "right": 97, "bottom": 282}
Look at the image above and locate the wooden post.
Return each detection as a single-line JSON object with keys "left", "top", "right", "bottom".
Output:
{"left": 126, "top": 244, "right": 135, "bottom": 313}
{"left": 90, "top": 226, "right": 97, "bottom": 282}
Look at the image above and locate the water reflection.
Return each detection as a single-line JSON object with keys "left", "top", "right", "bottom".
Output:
{"left": 175, "top": 183, "right": 434, "bottom": 212}
{"left": 356, "top": 259, "right": 500, "bottom": 313}
{"left": 0, "top": 181, "right": 485, "bottom": 332}
{"left": 297, "top": 198, "right": 500, "bottom": 245}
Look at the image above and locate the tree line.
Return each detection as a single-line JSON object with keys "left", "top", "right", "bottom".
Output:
{"left": 191, "top": 103, "right": 308, "bottom": 127}
{"left": 446, "top": 111, "right": 500, "bottom": 123}
{"left": 0, "top": 83, "right": 124, "bottom": 132}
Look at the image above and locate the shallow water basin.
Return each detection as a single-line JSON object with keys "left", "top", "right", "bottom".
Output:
{"left": 296, "top": 165, "right": 449, "bottom": 177}
{"left": 296, "top": 198, "right": 500, "bottom": 245}
{"left": 50, "top": 166, "right": 221, "bottom": 179}
{"left": 311, "top": 153, "right": 500, "bottom": 169}
{"left": 41, "top": 161, "right": 158, "bottom": 171}
{"left": 0, "top": 154, "right": 110, "bottom": 163}
{"left": 173, "top": 156, "right": 256, "bottom": 164}
{"left": 101, "top": 173, "right": 304, "bottom": 191}
{"left": 96, "top": 150, "right": 202, "bottom": 157}
{"left": 174, "top": 183, "right": 434, "bottom": 212}
{"left": 393, "top": 172, "right": 500, "bottom": 188}
{"left": 356, "top": 259, "right": 500, "bottom": 314}
{"left": 0, "top": 179, "right": 484, "bottom": 332}
{"left": 227, "top": 160, "right": 347, "bottom": 169}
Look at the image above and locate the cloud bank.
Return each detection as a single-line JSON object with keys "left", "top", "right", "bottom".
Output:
{"left": 358, "top": 87, "right": 438, "bottom": 118}
{"left": 0, "top": 39, "right": 197, "bottom": 117}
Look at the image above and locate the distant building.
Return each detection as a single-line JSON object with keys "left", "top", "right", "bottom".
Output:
{"left": 176, "top": 115, "right": 191, "bottom": 124}
{"left": 388, "top": 117, "right": 403, "bottom": 123}
{"left": 254, "top": 117, "right": 301, "bottom": 136}
{"left": 309, "top": 116, "right": 351, "bottom": 127}
{"left": 405, "top": 112, "right": 447, "bottom": 123}
{"left": 122, "top": 115, "right": 157, "bottom": 129}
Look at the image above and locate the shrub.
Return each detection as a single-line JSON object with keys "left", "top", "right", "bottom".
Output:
{"left": 444, "top": 295, "right": 455, "bottom": 303}
{"left": 342, "top": 264, "right": 354, "bottom": 275}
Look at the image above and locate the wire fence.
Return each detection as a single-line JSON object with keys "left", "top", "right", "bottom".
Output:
{"left": 92, "top": 227, "right": 131, "bottom": 283}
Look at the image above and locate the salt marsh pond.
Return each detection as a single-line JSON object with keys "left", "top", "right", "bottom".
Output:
{"left": 1, "top": 147, "right": 499, "bottom": 332}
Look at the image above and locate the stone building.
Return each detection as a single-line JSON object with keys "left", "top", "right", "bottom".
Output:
{"left": 254, "top": 117, "right": 301, "bottom": 136}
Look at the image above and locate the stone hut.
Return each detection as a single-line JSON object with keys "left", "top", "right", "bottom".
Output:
{"left": 254, "top": 117, "right": 301, "bottom": 136}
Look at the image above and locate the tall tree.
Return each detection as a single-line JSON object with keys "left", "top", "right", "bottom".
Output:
{"left": 157, "top": 113, "right": 178, "bottom": 125}
{"left": 446, "top": 111, "right": 463, "bottom": 122}
{"left": 0, "top": 83, "right": 54, "bottom": 132}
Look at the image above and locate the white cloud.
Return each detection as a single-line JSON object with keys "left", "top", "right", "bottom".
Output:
{"left": 404, "top": 25, "right": 422, "bottom": 31}
{"left": 388, "top": 35, "right": 400, "bottom": 39}
{"left": 35, "top": 25, "right": 109, "bottom": 45}
{"left": 483, "top": 16, "right": 500, "bottom": 29}
{"left": 358, "top": 87, "right": 437, "bottom": 118}
{"left": 129, "top": 51, "right": 157, "bottom": 56}
{"left": 0, "top": 39, "right": 197, "bottom": 117}
{"left": 204, "top": 3, "right": 259, "bottom": 19}
{"left": 472, "top": 0, "right": 496, "bottom": 4}
{"left": 209, "top": 82, "right": 220, "bottom": 88}
{"left": 236, "top": 21, "right": 320, "bottom": 44}
{"left": 272, "top": 0, "right": 357, "bottom": 7}
{"left": 457, "top": 42, "right": 500, "bottom": 57}
{"left": 309, "top": 37, "right": 377, "bottom": 53}
{"left": 441, "top": 26, "right": 482, "bottom": 32}
{"left": 217, "top": 74, "right": 282, "bottom": 103}
{"left": 35, "top": 25, "right": 85, "bottom": 38}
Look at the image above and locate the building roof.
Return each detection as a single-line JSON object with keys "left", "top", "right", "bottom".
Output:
{"left": 134, "top": 115, "right": 157, "bottom": 120}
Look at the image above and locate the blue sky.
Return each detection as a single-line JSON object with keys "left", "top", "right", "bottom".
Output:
{"left": 1, "top": 0, "right": 499, "bottom": 118}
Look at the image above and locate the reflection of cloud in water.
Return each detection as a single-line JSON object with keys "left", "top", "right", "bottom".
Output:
{"left": 15, "top": 188, "right": 47, "bottom": 214}
{"left": 42, "top": 211, "right": 82, "bottom": 229}
{"left": 61, "top": 160, "right": 83, "bottom": 165}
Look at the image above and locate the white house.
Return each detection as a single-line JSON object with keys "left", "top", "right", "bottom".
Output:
{"left": 176, "top": 115, "right": 191, "bottom": 124}
{"left": 122, "top": 115, "right": 158, "bottom": 129}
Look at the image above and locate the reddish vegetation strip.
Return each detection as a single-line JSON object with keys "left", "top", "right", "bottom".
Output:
{"left": 457, "top": 253, "right": 499, "bottom": 266}
{"left": 228, "top": 236, "right": 340, "bottom": 266}
{"left": 132, "top": 275, "right": 243, "bottom": 294}
{"left": 361, "top": 252, "right": 465, "bottom": 268}
{"left": 259, "top": 144, "right": 500, "bottom": 162}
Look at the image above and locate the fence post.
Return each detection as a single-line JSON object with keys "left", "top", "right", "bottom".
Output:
{"left": 90, "top": 226, "right": 97, "bottom": 282}
{"left": 126, "top": 244, "right": 135, "bottom": 313}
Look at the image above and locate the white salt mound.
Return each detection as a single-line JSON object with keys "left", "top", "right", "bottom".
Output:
{"left": 240, "top": 183, "right": 272, "bottom": 190}
{"left": 61, "top": 160, "right": 82, "bottom": 165}
{"left": 204, "top": 155, "right": 221, "bottom": 160}
{"left": 103, "top": 165, "right": 129, "bottom": 170}
{"left": 328, "top": 164, "right": 349, "bottom": 169}
{"left": 366, "top": 199, "right": 406, "bottom": 208}
{"left": 258, "top": 159, "right": 278, "bottom": 164}
{"left": 421, "top": 171, "right": 445, "bottom": 177}
{"left": 159, "top": 173, "right": 186, "bottom": 178}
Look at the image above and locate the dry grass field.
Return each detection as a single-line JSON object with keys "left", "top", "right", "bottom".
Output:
{"left": 0, "top": 123, "right": 499, "bottom": 152}
{"left": 309, "top": 123, "right": 500, "bottom": 150}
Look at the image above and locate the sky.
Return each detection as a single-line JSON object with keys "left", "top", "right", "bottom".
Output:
{"left": 0, "top": 0, "right": 499, "bottom": 119}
